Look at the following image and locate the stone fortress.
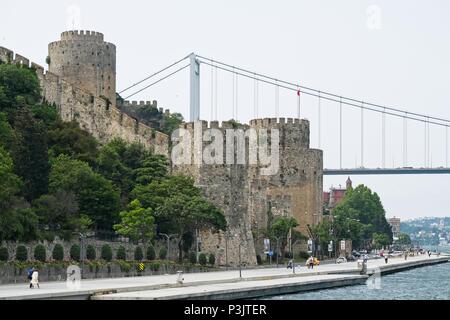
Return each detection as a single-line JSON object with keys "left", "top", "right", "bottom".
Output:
{"left": 0, "top": 30, "right": 323, "bottom": 266}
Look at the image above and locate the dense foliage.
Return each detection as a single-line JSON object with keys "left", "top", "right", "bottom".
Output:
{"left": 0, "top": 63, "right": 226, "bottom": 257}
{"left": 313, "top": 184, "right": 393, "bottom": 252}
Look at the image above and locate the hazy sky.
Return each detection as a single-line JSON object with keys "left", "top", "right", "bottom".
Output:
{"left": 1, "top": 0, "right": 449, "bottom": 220}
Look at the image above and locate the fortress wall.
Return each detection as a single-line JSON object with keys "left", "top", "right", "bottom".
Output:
{"left": 0, "top": 46, "right": 169, "bottom": 157}
{"left": 172, "top": 119, "right": 323, "bottom": 265}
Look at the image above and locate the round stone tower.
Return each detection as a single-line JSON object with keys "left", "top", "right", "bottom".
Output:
{"left": 48, "top": 30, "right": 116, "bottom": 105}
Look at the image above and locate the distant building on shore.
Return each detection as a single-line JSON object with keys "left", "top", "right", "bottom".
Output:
{"left": 323, "top": 177, "right": 352, "bottom": 215}
{"left": 388, "top": 217, "right": 401, "bottom": 239}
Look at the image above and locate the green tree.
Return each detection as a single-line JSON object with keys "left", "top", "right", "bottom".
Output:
{"left": 32, "top": 191, "right": 79, "bottom": 234}
{"left": 333, "top": 184, "right": 393, "bottom": 249}
{"left": 49, "top": 155, "right": 120, "bottom": 230}
{"left": 158, "top": 246, "right": 167, "bottom": 260}
{"left": 208, "top": 253, "right": 215, "bottom": 266}
{"left": 134, "top": 246, "right": 143, "bottom": 261}
{"left": 0, "top": 112, "right": 13, "bottom": 149}
{"left": 146, "top": 245, "right": 156, "bottom": 261}
{"left": 101, "top": 244, "right": 112, "bottom": 262}
{"left": 34, "top": 244, "right": 46, "bottom": 262}
{"left": 70, "top": 244, "right": 81, "bottom": 261}
{"left": 397, "top": 233, "right": 412, "bottom": 245}
{"left": 116, "top": 245, "right": 126, "bottom": 260}
{"left": 268, "top": 216, "right": 299, "bottom": 257}
{"left": 47, "top": 120, "right": 98, "bottom": 165}
{"left": 114, "top": 199, "right": 155, "bottom": 244}
{"left": 86, "top": 245, "right": 96, "bottom": 260}
{"left": 0, "top": 247, "right": 9, "bottom": 261}
{"left": 15, "top": 245, "right": 28, "bottom": 261}
{"left": 156, "top": 191, "right": 227, "bottom": 262}
{"left": 0, "top": 64, "right": 40, "bottom": 111}
{"left": 52, "top": 244, "right": 64, "bottom": 261}
{"left": 11, "top": 107, "right": 49, "bottom": 201}
{"left": 373, "top": 233, "right": 391, "bottom": 249}
{"left": 198, "top": 253, "right": 207, "bottom": 266}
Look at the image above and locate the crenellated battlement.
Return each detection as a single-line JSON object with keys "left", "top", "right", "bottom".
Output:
{"left": 249, "top": 117, "right": 309, "bottom": 128}
{"left": 60, "top": 30, "right": 104, "bottom": 41}
{"left": 122, "top": 100, "right": 158, "bottom": 108}
{"left": 0, "top": 45, "right": 169, "bottom": 156}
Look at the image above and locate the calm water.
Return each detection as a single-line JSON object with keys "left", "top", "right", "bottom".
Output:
{"left": 265, "top": 247, "right": 450, "bottom": 300}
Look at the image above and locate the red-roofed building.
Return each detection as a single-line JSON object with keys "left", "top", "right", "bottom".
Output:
{"left": 323, "top": 177, "right": 352, "bottom": 214}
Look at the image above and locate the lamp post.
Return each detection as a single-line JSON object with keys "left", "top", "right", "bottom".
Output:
{"left": 291, "top": 240, "right": 301, "bottom": 274}
{"left": 159, "top": 233, "right": 178, "bottom": 261}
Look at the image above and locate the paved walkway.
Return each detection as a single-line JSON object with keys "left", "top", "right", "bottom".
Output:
{"left": 0, "top": 254, "right": 447, "bottom": 300}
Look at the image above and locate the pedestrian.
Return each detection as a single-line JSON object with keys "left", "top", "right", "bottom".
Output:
{"left": 404, "top": 251, "right": 408, "bottom": 260}
{"left": 309, "top": 256, "right": 314, "bottom": 269}
{"left": 27, "top": 267, "right": 34, "bottom": 289}
{"left": 384, "top": 256, "right": 388, "bottom": 264}
{"left": 30, "top": 268, "right": 39, "bottom": 289}
{"left": 287, "top": 259, "right": 293, "bottom": 269}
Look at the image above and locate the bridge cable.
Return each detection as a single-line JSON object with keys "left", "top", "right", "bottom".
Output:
{"left": 361, "top": 102, "right": 364, "bottom": 167}
{"left": 382, "top": 108, "right": 386, "bottom": 168}
{"left": 275, "top": 80, "right": 280, "bottom": 119}
{"left": 119, "top": 54, "right": 190, "bottom": 94}
{"left": 339, "top": 97, "right": 343, "bottom": 169}
{"left": 123, "top": 64, "right": 189, "bottom": 99}
{"left": 197, "top": 60, "right": 450, "bottom": 128}
{"left": 210, "top": 59, "right": 214, "bottom": 121}
{"left": 197, "top": 55, "right": 450, "bottom": 126}
{"left": 232, "top": 67, "right": 236, "bottom": 120}
{"left": 318, "top": 91, "right": 321, "bottom": 149}
{"left": 446, "top": 126, "right": 448, "bottom": 167}
{"left": 215, "top": 65, "right": 218, "bottom": 120}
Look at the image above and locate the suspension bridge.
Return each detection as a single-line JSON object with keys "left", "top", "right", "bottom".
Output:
{"left": 118, "top": 53, "right": 450, "bottom": 176}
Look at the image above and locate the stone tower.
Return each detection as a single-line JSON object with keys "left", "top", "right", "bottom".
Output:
{"left": 172, "top": 118, "right": 323, "bottom": 266}
{"left": 48, "top": 30, "right": 116, "bottom": 105}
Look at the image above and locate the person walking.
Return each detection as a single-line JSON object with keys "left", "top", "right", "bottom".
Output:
{"left": 27, "top": 267, "right": 34, "bottom": 289}
{"left": 308, "top": 256, "right": 314, "bottom": 269}
{"left": 30, "top": 268, "right": 39, "bottom": 289}
{"left": 384, "top": 255, "right": 388, "bottom": 264}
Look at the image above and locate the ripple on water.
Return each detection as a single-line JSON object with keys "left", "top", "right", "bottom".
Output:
{"left": 263, "top": 262, "right": 450, "bottom": 300}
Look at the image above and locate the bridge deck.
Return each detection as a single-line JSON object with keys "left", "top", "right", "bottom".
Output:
{"left": 324, "top": 168, "right": 450, "bottom": 175}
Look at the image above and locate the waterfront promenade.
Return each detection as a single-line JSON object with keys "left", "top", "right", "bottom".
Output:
{"left": 0, "top": 254, "right": 448, "bottom": 300}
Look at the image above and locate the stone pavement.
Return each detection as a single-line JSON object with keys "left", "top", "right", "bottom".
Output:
{"left": 0, "top": 254, "right": 447, "bottom": 300}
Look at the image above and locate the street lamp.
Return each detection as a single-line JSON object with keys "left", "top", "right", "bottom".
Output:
{"left": 159, "top": 233, "right": 178, "bottom": 261}
{"left": 291, "top": 240, "right": 301, "bottom": 274}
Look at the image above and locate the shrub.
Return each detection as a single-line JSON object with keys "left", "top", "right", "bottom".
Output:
{"left": 158, "top": 247, "right": 167, "bottom": 260}
{"left": 70, "top": 244, "right": 80, "bottom": 261}
{"left": 116, "top": 246, "right": 126, "bottom": 260}
{"left": 118, "top": 260, "right": 132, "bottom": 272}
{"left": 0, "top": 247, "right": 9, "bottom": 262}
{"left": 34, "top": 244, "right": 46, "bottom": 262}
{"left": 189, "top": 251, "right": 197, "bottom": 264}
{"left": 16, "top": 245, "right": 28, "bottom": 261}
{"left": 101, "top": 244, "right": 112, "bottom": 262}
{"left": 52, "top": 244, "right": 64, "bottom": 261}
{"left": 198, "top": 253, "right": 207, "bottom": 266}
{"left": 298, "top": 251, "right": 309, "bottom": 260}
{"left": 150, "top": 262, "right": 160, "bottom": 271}
{"left": 208, "top": 253, "right": 215, "bottom": 266}
{"left": 146, "top": 246, "right": 156, "bottom": 261}
{"left": 134, "top": 247, "right": 143, "bottom": 261}
{"left": 86, "top": 245, "right": 96, "bottom": 260}
{"left": 256, "top": 254, "right": 262, "bottom": 265}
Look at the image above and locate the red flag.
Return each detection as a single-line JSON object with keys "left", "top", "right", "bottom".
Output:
{"left": 297, "top": 89, "right": 301, "bottom": 96}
